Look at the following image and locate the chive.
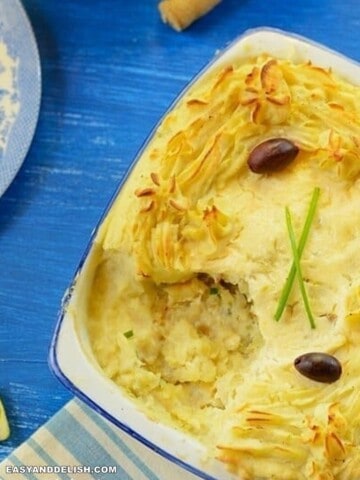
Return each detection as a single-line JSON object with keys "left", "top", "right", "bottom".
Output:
{"left": 123, "top": 330, "right": 134, "bottom": 339}
{"left": 209, "top": 287, "right": 219, "bottom": 295}
{"left": 274, "top": 187, "right": 320, "bottom": 322}
{"left": 285, "top": 207, "right": 316, "bottom": 329}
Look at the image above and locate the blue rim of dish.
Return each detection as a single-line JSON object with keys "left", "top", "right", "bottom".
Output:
{"left": 48, "top": 26, "right": 360, "bottom": 480}
{"left": 0, "top": 0, "right": 41, "bottom": 197}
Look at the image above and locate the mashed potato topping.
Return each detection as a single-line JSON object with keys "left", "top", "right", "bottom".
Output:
{"left": 84, "top": 54, "right": 360, "bottom": 479}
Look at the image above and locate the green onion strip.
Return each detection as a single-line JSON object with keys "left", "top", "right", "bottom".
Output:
{"left": 285, "top": 207, "right": 316, "bottom": 329}
{"left": 274, "top": 187, "right": 320, "bottom": 325}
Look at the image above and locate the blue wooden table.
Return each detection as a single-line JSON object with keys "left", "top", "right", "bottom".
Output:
{"left": 0, "top": 0, "right": 359, "bottom": 463}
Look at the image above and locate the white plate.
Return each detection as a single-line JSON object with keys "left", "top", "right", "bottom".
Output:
{"left": 49, "top": 28, "right": 360, "bottom": 480}
{"left": 0, "top": 0, "right": 41, "bottom": 197}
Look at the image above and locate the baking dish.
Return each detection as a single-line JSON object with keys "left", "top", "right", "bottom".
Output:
{"left": 49, "top": 28, "right": 360, "bottom": 480}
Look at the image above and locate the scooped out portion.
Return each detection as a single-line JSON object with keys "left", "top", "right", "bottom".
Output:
{"left": 76, "top": 53, "right": 360, "bottom": 479}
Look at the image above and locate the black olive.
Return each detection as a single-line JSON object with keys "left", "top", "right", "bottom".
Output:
{"left": 248, "top": 138, "right": 299, "bottom": 174}
{"left": 294, "top": 352, "right": 342, "bottom": 383}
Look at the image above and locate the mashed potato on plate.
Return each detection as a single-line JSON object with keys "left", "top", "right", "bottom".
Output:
{"left": 84, "top": 54, "right": 360, "bottom": 479}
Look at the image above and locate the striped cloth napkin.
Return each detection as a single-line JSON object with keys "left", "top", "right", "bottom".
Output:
{"left": 0, "top": 399, "right": 199, "bottom": 480}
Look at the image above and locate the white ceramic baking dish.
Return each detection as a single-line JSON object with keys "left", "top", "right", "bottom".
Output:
{"left": 49, "top": 27, "right": 360, "bottom": 480}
